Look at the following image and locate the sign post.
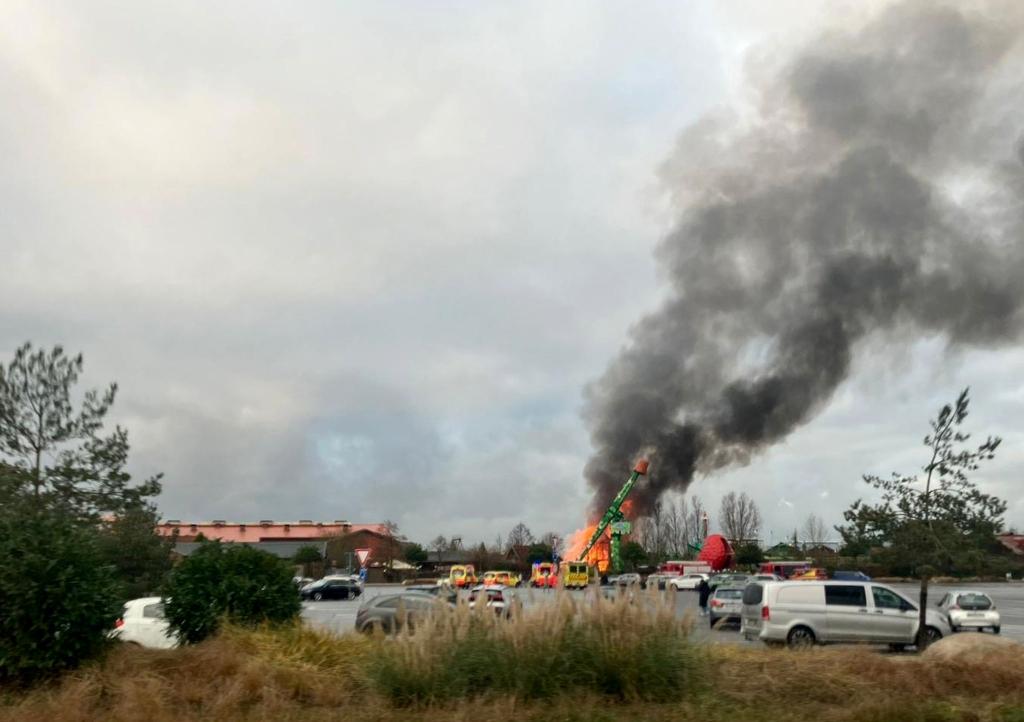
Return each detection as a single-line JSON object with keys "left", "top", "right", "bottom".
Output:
{"left": 355, "top": 548, "right": 371, "bottom": 583}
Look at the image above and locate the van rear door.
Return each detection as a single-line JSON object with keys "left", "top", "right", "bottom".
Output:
{"left": 740, "top": 582, "right": 765, "bottom": 639}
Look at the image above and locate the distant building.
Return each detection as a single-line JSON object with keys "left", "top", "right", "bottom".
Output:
{"left": 172, "top": 539, "right": 327, "bottom": 561}
{"left": 156, "top": 519, "right": 390, "bottom": 543}
{"left": 997, "top": 533, "right": 1024, "bottom": 556}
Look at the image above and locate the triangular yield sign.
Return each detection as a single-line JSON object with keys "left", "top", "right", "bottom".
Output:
{"left": 355, "top": 548, "right": 371, "bottom": 567}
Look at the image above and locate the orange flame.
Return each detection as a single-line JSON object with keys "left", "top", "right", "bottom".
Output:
{"left": 563, "top": 500, "right": 636, "bottom": 573}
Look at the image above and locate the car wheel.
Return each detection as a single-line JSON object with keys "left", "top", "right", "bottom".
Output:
{"left": 993, "top": 626, "right": 1001, "bottom": 635}
{"left": 920, "top": 626, "right": 942, "bottom": 648}
{"left": 313, "top": 592, "right": 323, "bottom": 601}
{"left": 786, "top": 626, "right": 816, "bottom": 649}
{"left": 709, "top": 616, "right": 717, "bottom": 629}
{"left": 888, "top": 643, "right": 907, "bottom": 653}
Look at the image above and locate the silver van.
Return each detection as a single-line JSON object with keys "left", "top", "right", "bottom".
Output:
{"left": 741, "top": 581, "right": 950, "bottom": 649}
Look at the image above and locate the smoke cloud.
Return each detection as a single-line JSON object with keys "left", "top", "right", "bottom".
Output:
{"left": 583, "top": 1, "right": 1024, "bottom": 516}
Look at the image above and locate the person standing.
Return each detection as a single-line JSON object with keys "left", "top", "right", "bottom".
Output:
{"left": 697, "top": 577, "right": 711, "bottom": 616}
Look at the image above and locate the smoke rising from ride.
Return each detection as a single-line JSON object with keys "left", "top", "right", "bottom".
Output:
{"left": 583, "top": 1, "right": 1024, "bottom": 516}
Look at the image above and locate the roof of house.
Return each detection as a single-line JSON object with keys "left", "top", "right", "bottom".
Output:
{"left": 505, "top": 544, "right": 530, "bottom": 560}
{"left": 997, "top": 533, "right": 1024, "bottom": 555}
{"left": 158, "top": 520, "right": 390, "bottom": 543}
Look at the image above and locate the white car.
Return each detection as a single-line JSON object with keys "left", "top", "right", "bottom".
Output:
{"left": 112, "top": 597, "right": 177, "bottom": 649}
{"left": 468, "top": 584, "right": 512, "bottom": 616}
{"left": 669, "top": 573, "right": 709, "bottom": 591}
{"left": 936, "top": 590, "right": 1001, "bottom": 634}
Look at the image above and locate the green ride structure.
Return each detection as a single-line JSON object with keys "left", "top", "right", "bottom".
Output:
{"left": 576, "top": 459, "right": 648, "bottom": 575}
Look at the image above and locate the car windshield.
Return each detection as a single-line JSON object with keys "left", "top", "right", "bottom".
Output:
{"left": 957, "top": 593, "right": 993, "bottom": 610}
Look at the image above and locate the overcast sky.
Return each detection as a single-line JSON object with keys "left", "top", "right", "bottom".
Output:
{"left": 2, "top": 1, "right": 1021, "bottom": 546}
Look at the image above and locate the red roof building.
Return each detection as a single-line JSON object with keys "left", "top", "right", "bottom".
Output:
{"left": 156, "top": 519, "right": 389, "bottom": 543}
{"left": 997, "top": 533, "right": 1024, "bottom": 556}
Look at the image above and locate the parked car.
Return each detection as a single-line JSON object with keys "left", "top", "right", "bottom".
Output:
{"left": 112, "top": 597, "right": 177, "bottom": 649}
{"left": 403, "top": 584, "right": 458, "bottom": 604}
{"left": 741, "top": 581, "right": 949, "bottom": 649}
{"left": 293, "top": 576, "right": 314, "bottom": 588}
{"left": 614, "top": 573, "right": 644, "bottom": 588}
{"left": 709, "top": 586, "right": 745, "bottom": 628}
{"left": 645, "top": 573, "right": 675, "bottom": 590}
{"left": 936, "top": 590, "right": 1000, "bottom": 634}
{"left": 355, "top": 591, "right": 449, "bottom": 634}
{"left": 669, "top": 573, "right": 710, "bottom": 591}
{"left": 752, "top": 574, "right": 783, "bottom": 582}
{"left": 301, "top": 577, "right": 362, "bottom": 601}
{"left": 709, "top": 573, "right": 749, "bottom": 591}
{"left": 469, "top": 584, "right": 513, "bottom": 616}
{"left": 832, "top": 570, "right": 871, "bottom": 582}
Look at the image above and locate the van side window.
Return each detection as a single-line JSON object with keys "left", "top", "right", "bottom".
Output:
{"left": 871, "top": 587, "right": 904, "bottom": 610}
{"left": 825, "top": 585, "right": 866, "bottom": 606}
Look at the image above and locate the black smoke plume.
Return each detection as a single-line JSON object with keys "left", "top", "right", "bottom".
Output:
{"left": 583, "top": 1, "right": 1024, "bottom": 516}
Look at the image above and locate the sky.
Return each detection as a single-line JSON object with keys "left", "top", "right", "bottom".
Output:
{"left": 1, "top": 1, "right": 1021, "bottom": 546}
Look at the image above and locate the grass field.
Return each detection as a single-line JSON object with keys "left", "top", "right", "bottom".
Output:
{"left": 3, "top": 590, "right": 1023, "bottom": 722}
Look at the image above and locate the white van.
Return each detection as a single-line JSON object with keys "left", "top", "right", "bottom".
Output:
{"left": 741, "top": 581, "right": 950, "bottom": 649}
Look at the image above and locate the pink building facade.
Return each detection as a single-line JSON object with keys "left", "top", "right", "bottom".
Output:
{"left": 156, "top": 519, "right": 389, "bottom": 543}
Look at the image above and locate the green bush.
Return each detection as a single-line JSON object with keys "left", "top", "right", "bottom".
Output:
{"left": 0, "top": 499, "right": 121, "bottom": 683}
{"left": 163, "top": 542, "right": 301, "bottom": 643}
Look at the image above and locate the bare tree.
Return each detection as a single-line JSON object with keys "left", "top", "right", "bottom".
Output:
{"left": 648, "top": 501, "right": 667, "bottom": 561}
{"left": 428, "top": 535, "right": 448, "bottom": 563}
{"left": 634, "top": 516, "right": 655, "bottom": 555}
{"left": 539, "top": 531, "right": 561, "bottom": 555}
{"left": 800, "top": 513, "right": 828, "bottom": 549}
{"left": 506, "top": 522, "right": 534, "bottom": 550}
{"left": 663, "top": 497, "right": 691, "bottom": 558}
{"left": 687, "top": 496, "right": 707, "bottom": 548}
{"left": 719, "top": 492, "right": 761, "bottom": 543}
{"left": 381, "top": 519, "right": 401, "bottom": 572}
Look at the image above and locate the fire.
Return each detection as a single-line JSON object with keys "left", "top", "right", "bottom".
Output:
{"left": 563, "top": 499, "right": 636, "bottom": 573}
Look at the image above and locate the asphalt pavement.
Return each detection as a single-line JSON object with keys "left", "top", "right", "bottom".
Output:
{"left": 301, "top": 581, "right": 1024, "bottom": 643}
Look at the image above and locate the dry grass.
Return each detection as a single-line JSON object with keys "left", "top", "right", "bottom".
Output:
{"left": 2, "top": 590, "right": 1024, "bottom": 722}
{"left": 369, "top": 587, "right": 702, "bottom": 704}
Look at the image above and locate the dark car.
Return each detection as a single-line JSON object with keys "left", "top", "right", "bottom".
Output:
{"left": 355, "top": 591, "right": 452, "bottom": 634}
{"left": 832, "top": 570, "right": 871, "bottom": 582}
{"left": 301, "top": 578, "right": 362, "bottom": 601}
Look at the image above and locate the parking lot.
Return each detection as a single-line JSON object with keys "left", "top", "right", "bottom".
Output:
{"left": 301, "top": 582, "right": 1024, "bottom": 643}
